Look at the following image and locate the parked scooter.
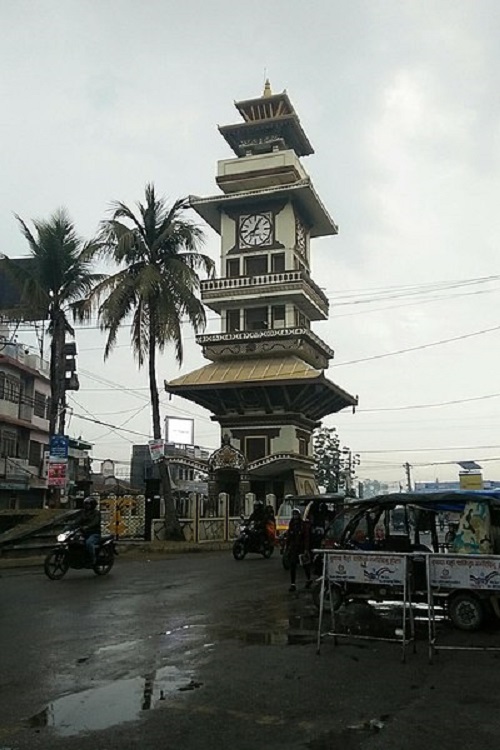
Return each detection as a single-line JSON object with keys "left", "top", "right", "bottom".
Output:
{"left": 232, "top": 519, "right": 274, "bottom": 560}
{"left": 44, "top": 528, "right": 117, "bottom": 580}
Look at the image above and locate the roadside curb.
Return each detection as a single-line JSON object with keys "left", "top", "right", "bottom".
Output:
{"left": 0, "top": 541, "right": 233, "bottom": 569}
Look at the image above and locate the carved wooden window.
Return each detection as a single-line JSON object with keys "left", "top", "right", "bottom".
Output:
{"left": 245, "top": 436, "right": 267, "bottom": 462}
{"left": 245, "top": 307, "right": 268, "bottom": 331}
{"left": 227, "top": 309, "right": 240, "bottom": 332}
{"left": 271, "top": 253, "right": 285, "bottom": 273}
{"left": 245, "top": 255, "right": 268, "bottom": 276}
{"left": 271, "top": 305, "right": 286, "bottom": 329}
{"left": 294, "top": 308, "right": 307, "bottom": 327}
{"left": 226, "top": 258, "right": 240, "bottom": 278}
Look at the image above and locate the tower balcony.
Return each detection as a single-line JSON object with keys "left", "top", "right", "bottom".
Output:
{"left": 200, "top": 270, "right": 329, "bottom": 321}
{"left": 196, "top": 326, "right": 334, "bottom": 369}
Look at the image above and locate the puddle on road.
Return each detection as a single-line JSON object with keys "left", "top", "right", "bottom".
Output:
{"left": 28, "top": 665, "right": 194, "bottom": 737}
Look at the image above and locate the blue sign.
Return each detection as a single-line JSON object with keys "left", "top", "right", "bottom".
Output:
{"left": 49, "top": 435, "right": 69, "bottom": 459}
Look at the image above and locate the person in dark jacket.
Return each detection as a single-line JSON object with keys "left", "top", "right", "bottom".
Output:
{"left": 79, "top": 496, "right": 102, "bottom": 565}
{"left": 285, "top": 508, "right": 312, "bottom": 592}
{"left": 248, "top": 500, "right": 267, "bottom": 548}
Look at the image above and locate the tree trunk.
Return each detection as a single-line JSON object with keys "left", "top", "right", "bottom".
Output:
{"left": 148, "top": 330, "right": 183, "bottom": 541}
{"left": 48, "top": 313, "right": 66, "bottom": 508}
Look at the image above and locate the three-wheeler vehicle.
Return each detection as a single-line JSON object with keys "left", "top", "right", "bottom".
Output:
{"left": 314, "top": 490, "right": 500, "bottom": 631}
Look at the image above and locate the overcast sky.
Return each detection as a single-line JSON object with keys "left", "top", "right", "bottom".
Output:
{"left": 2, "top": 0, "right": 500, "bottom": 487}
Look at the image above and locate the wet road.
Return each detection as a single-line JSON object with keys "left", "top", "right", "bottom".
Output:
{"left": 1, "top": 551, "right": 500, "bottom": 749}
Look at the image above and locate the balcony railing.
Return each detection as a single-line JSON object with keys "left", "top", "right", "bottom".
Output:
{"left": 196, "top": 326, "right": 335, "bottom": 358}
{"left": 200, "top": 270, "right": 329, "bottom": 309}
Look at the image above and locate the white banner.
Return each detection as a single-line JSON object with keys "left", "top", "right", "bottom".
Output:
{"left": 326, "top": 552, "right": 407, "bottom": 587}
{"left": 428, "top": 554, "right": 500, "bottom": 591}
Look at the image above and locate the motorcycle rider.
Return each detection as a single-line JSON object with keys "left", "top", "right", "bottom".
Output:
{"left": 79, "top": 496, "right": 102, "bottom": 565}
{"left": 265, "top": 504, "right": 276, "bottom": 546}
{"left": 248, "top": 500, "right": 267, "bottom": 549}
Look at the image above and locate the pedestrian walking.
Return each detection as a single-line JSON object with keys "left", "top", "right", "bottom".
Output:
{"left": 285, "top": 508, "right": 312, "bottom": 592}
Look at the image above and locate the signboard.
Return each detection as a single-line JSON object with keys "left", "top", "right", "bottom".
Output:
{"left": 428, "top": 554, "right": 500, "bottom": 591}
{"left": 49, "top": 435, "right": 69, "bottom": 460}
{"left": 327, "top": 552, "right": 407, "bottom": 587}
{"left": 165, "top": 417, "right": 194, "bottom": 445}
{"left": 148, "top": 439, "right": 165, "bottom": 463}
{"left": 47, "top": 462, "right": 68, "bottom": 488}
{"left": 101, "top": 459, "right": 115, "bottom": 478}
{"left": 459, "top": 473, "right": 483, "bottom": 490}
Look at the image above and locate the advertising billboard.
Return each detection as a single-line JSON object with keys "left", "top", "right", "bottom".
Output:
{"left": 165, "top": 417, "right": 194, "bottom": 446}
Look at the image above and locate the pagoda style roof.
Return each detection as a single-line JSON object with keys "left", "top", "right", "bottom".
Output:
{"left": 219, "top": 87, "right": 314, "bottom": 158}
{"left": 165, "top": 356, "right": 357, "bottom": 422}
{"left": 189, "top": 179, "right": 338, "bottom": 238}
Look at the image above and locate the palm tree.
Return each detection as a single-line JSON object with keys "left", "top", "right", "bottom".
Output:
{"left": 76, "top": 183, "right": 214, "bottom": 540}
{"left": 1, "top": 209, "right": 102, "bottom": 436}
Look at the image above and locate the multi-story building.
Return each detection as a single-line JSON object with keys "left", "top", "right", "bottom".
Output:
{"left": 131, "top": 443, "right": 210, "bottom": 496}
{"left": 0, "top": 334, "right": 50, "bottom": 508}
{"left": 166, "top": 83, "right": 357, "bottom": 510}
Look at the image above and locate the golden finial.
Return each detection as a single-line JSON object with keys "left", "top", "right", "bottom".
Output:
{"left": 263, "top": 78, "right": 272, "bottom": 98}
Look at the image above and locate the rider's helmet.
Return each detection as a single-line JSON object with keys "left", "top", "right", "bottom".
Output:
{"left": 83, "top": 496, "right": 98, "bottom": 510}
{"left": 292, "top": 507, "right": 301, "bottom": 519}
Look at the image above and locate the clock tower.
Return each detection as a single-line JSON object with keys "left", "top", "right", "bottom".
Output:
{"left": 166, "top": 82, "right": 357, "bottom": 508}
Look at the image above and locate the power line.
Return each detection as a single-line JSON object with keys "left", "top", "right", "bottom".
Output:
{"left": 336, "top": 392, "right": 500, "bottom": 413}
{"left": 332, "top": 323, "right": 500, "bottom": 367}
{"left": 69, "top": 411, "right": 152, "bottom": 438}
{"left": 359, "top": 443, "right": 500, "bottom": 454}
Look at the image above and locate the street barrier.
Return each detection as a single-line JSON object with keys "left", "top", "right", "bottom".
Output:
{"left": 426, "top": 553, "right": 500, "bottom": 662}
{"left": 315, "top": 550, "right": 415, "bottom": 662}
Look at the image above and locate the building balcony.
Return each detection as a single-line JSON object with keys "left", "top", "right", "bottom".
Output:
{"left": 200, "top": 270, "right": 329, "bottom": 321}
{"left": 0, "top": 344, "right": 50, "bottom": 379}
{"left": 196, "top": 326, "right": 334, "bottom": 369}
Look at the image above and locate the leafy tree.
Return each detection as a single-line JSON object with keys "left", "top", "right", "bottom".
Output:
{"left": 1, "top": 209, "right": 101, "bottom": 436}
{"left": 76, "top": 184, "right": 214, "bottom": 540}
{"left": 313, "top": 427, "right": 342, "bottom": 492}
{"left": 313, "top": 427, "right": 358, "bottom": 495}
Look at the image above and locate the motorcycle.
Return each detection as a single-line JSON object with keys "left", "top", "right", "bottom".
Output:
{"left": 44, "top": 528, "right": 117, "bottom": 580}
{"left": 232, "top": 519, "right": 274, "bottom": 560}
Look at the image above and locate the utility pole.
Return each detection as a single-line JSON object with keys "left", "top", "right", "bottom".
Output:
{"left": 404, "top": 462, "right": 413, "bottom": 492}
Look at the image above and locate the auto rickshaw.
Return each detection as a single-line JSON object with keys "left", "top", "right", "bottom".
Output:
{"left": 313, "top": 490, "right": 500, "bottom": 631}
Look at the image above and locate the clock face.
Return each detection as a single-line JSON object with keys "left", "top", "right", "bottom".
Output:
{"left": 295, "top": 218, "right": 306, "bottom": 255}
{"left": 239, "top": 213, "right": 273, "bottom": 248}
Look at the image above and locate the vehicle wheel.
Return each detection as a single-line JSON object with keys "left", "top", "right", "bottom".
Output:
{"left": 282, "top": 550, "right": 291, "bottom": 570}
{"left": 312, "top": 582, "right": 343, "bottom": 611}
{"left": 262, "top": 542, "right": 274, "bottom": 559}
{"left": 93, "top": 548, "right": 114, "bottom": 576}
{"left": 44, "top": 550, "right": 69, "bottom": 580}
{"left": 232, "top": 541, "right": 246, "bottom": 561}
{"left": 448, "top": 592, "right": 485, "bottom": 631}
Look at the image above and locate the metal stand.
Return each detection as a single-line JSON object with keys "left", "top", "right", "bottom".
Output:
{"left": 316, "top": 550, "right": 415, "bottom": 662}
{"left": 427, "top": 553, "right": 500, "bottom": 663}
